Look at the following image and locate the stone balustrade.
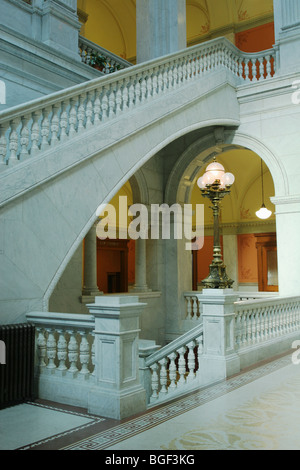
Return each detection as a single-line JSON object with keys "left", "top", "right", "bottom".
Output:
{"left": 144, "top": 324, "right": 204, "bottom": 404}
{"left": 235, "top": 296, "right": 300, "bottom": 351}
{"left": 0, "top": 37, "right": 276, "bottom": 172}
{"left": 145, "top": 291, "right": 300, "bottom": 406}
{"left": 26, "top": 311, "right": 95, "bottom": 378}
{"left": 184, "top": 292, "right": 202, "bottom": 320}
{"left": 78, "top": 36, "right": 132, "bottom": 74}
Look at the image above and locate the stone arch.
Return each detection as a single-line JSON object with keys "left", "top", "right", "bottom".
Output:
{"left": 165, "top": 128, "right": 288, "bottom": 206}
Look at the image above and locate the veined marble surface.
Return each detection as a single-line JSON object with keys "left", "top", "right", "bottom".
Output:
{"left": 103, "top": 355, "right": 300, "bottom": 451}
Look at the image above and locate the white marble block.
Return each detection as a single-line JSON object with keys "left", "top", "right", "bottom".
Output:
{"left": 87, "top": 296, "right": 147, "bottom": 419}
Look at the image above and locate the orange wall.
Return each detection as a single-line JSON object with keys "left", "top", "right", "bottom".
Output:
{"left": 237, "top": 234, "right": 258, "bottom": 284}
{"left": 197, "top": 236, "right": 223, "bottom": 283}
{"left": 235, "top": 22, "right": 275, "bottom": 52}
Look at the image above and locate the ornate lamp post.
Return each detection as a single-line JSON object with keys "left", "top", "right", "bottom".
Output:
{"left": 197, "top": 158, "right": 235, "bottom": 289}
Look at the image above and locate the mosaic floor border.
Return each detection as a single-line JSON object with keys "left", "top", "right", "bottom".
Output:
{"left": 61, "top": 353, "right": 292, "bottom": 450}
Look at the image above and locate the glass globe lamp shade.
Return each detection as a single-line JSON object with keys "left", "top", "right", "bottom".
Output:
{"left": 223, "top": 172, "right": 235, "bottom": 186}
{"left": 205, "top": 161, "right": 225, "bottom": 182}
{"left": 255, "top": 204, "right": 272, "bottom": 220}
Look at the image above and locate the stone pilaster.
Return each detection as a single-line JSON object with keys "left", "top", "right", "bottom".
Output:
{"left": 136, "top": 0, "right": 186, "bottom": 63}
{"left": 87, "top": 296, "right": 147, "bottom": 419}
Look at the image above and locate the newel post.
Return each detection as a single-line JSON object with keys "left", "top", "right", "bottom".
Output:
{"left": 199, "top": 289, "right": 240, "bottom": 385}
{"left": 87, "top": 296, "right": 147, "bottom": 420}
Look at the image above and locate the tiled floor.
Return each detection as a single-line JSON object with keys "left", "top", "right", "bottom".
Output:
{"left": 1, "top": 351, "right": 299, "bottom": 451}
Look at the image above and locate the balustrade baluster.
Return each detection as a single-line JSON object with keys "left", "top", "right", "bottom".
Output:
{"left": 140, "top": 72, "right": 147, "bottom": 103}
{"left": 177, "top": 347, "right": 186, "bottom": 385}
{"left": 50, "top": 103, "right": 60, "bottom": 145}
{"left": 168, "top": 63, "right": 174, "bottom": 90}
{"left": 152, "top": 69, "right": 158, "bottom": 97}
{"left": 122, "top": 79, "right": 129, "bottom": 110}
{"left": 101, "top": 86, "right": 109, "bottom": 121}
{"left": 46, "top": 329, "right": 57, "bottom": 369}
{"left": 86, "top": 91, "right": 94, "bottom": 128}
{"left": 0, "top": 124, "right": 8, "bottom": 170}
{"left": 245, "top": 59, "right": 251, "bottom": 81}
{"left": 40, "top": 107, "right": 51, "bottom": 150}
{"left": 186, "top": 297, "right": 192, "bottom": 320}
{"left": 173, "top": 62, "right": 179, "bottom": 88}
{"left": 266, "top": 55, "right": 271, "bottom": 78}
{"left": 67, "top": 330, "right": 79, "bottom": 374}
{"left": 186, "top": 340, "right": 196, "bottom": 382}
{"left": 158, "top": 358, "right": 168, "bottom": 395}
{"left": 162, "top": 66, "right": 169, "bottom": 92}
{"left": 128, "top": 80, "right": 135, "bottom": 109}
{"left": 91, "top": 332, "right": 95, "bottom": 376}
{"left": 8, "top": 118, "right": 20, "bottom": 166}
{"left": 37, "top": 328, "right": 47, "bottom": 368}
{"left": 192, "top": 296, "right": 199, "bottom": 319}
{"left": 57, "top": 329, "right": 68, "bottom": 371}
{"left": 108, "top": 84, "right": 116, "bottom": 119}
{"left": 69, "top": 98, "right": 78, "bottom": 136}
{"left": 77, "top": 94, "right": 86, "bottom": 130}
{"left": 259, "top": 58, "right": 265, "bottom": 80}
{"left": 250, "top": 58, "right": 257, "bottom": 81}
{"left": 93, "top": 89, "right": 102, "bottom": 124}
{"left": 168, "top": 352, "right": 178, "bottom": 390}
{"left": 80, "top": 44, "right": 88, "bottom": 64}
{"left": 235, "top": 313, "right": 241, "bottom": 347}
{"left": 115, "top": 86, "right": 123, "bottom": 114}
{"left": 59, "top": 102, "right": 69, "bottom": 141}
{"left": 19, "top": 115, "right": 30, "bottom": 160}
{"left": 190, "top": 55, "right": 197, "bottom": 79}
{"left": 30, "top": 112, "right": 41, "bottom": 154}
{"left": 146, "top": 69, "right": 153, "bottom": 97}
{"left": 79, "top": 331, "right": 90, "bottom": 376}
{"left": 252, "top": 310, "right": 258, "bottom": 344}
{"left": 150, "top": 363, "right": 160, "bottom": 400}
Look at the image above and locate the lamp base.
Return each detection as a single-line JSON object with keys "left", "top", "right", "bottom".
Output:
{"left": 201, "top": 263, "right": 234, "bottom": 289}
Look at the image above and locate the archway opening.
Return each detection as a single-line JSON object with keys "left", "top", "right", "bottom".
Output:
{"left": 188, "top": 148, "right": 277, "bottom": 293}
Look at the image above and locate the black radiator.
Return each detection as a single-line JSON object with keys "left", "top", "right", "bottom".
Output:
{"left": 0, "top": 323, "right": 35, "bottom": 409}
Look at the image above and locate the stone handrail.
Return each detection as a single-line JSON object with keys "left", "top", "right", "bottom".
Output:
{"left": 27, "top": 311, "right": 95, "bottom": 378}
{"left": 78, "top": 36, "right": 132, "bottom": 74}
{"left": 0, "top": 36, "right": 276, "bottom": 172}
{"left": 234, "top": 295, "right": 300, "bottom": 349}
{"left": 145, "top": 323, "right": 203, "bottom": 403}
{"left": 184, "top": 290, "right": 277, "bottom": 321}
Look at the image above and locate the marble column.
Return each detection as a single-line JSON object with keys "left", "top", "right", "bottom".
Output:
{"left": 82, "top": 223, "right": 101, "bottom": 297}
{"left": 273, "top": 0, "right": 300, "bottom": 73}
{"left": 136, "top": 0, "right": 187, "bottom": 63}
{"left": 272, "top": 195, "right": 300, "bottom": 296}
{"left": 131, "top": 237, "right": 151, "bottom": 292}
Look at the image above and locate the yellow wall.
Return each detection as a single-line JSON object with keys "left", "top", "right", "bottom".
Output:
{"left": 78, "top": 0, "right": 274, "bottom": 62}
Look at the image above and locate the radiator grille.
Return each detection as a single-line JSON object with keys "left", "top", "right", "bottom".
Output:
{"left": 0, "top": 323, "right": 35, "bottom": 409}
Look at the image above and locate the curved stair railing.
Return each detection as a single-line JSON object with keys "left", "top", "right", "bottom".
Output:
{"left": 144, "top": 323, "right": 204, "bottom": 405}
{"left": 0, "top": 37, "right": 276, "bottom": 174}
